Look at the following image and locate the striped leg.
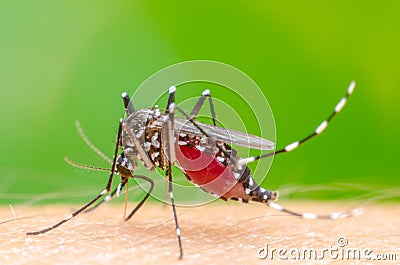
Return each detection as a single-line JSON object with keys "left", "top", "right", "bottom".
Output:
{"left": 164, "top": 86, "right": 183, "bottom": 259}
{"left": 267, "top": 201, "right": 363, "bottom": 220}
{"left": 167, "top": 162, "right": 183, "bottom": 260}
{"left": 167, "top": 86, "right": 217, "bottom": 125}
{"left": 84, "top": 180, "right": 127, "bottom": 213}
{"left": 83, "top": 93, "right": 147, "bottom": 213}
{"left": 122, "top": 92, "right": 135, "bottom": 115}
{"left": 164, "top": 88, "right": 177, "bottom": 163}
{"left": 63, "top": 119, "right": 127, "bottom": 212}
{"left": 165, "top": 87, "right": 226, "bottom": 163}
{"left": 63, "top": 158, "right": 129, "bottom": 213}
{"left": 26, "top": 189, "right": 109, "bottom": 235}
{"left": 63, "top": 121, "right": 116, "bottom": 212}
{"left": 189, "top": 89, "right": 217, "bottom": 126}
{"left": 124, "top": 175, "right": 155, "bottom": 221}
{"left": 235, "top": 81, "right": 358, "bottom": 219}
{"left": 166, "top": 86, "right": 236, "bottom": 163}
{"left": 166, "top": 86, "right": 176, "bottom": 114}
{"left": 173, "top": 104, "right": 238, "bottom": 164}
{"left": 26, "top": 121, "right": 123, "bottom": 235}
{"left": 237, "top": 81, "right": 356, "bottom": 166}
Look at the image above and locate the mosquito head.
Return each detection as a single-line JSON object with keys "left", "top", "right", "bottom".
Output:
{"left": 116, "top": 153, "right": 135, "bottom": 179}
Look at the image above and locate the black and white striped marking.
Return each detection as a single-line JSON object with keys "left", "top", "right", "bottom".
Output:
{"left": 268, "top": 201, "right": 362, "bottom": 220}
{"left": 237, "top": 81, "right": 356, "bottom": 165}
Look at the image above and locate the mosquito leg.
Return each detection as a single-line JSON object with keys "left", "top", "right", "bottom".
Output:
{"left": 121, "top": 92, "right": 135, "bottom": 115}
{"left": 189, "top": 89, "right": 217, "bottom": 126}
{"left": 84, "top": 180, "right": 127, "bottom": 213}
{"left": 26, "top": 121, "right": 123, "bottom": 235}
{"left": 166, "top": 86, "right": 176, "bottom": 114}
{"left": 164, "top": 99, "right": 177, "bottom": 163}
{"left": 168, "top": 86, "right": 217, "bottom": 124}
{"left": 124, "top": 175, "right": 155, "bottom": 221}
{"left": 173, "top": 104, "right": 237, "bottom": 163}
{"left": 166, "top": 163, "right": 183, "bottom": 259}
{"left": 163, "top": 86, "right": 183, "bottom": 259}
{"left": 26, "top": 189, "right": 110, "bottom": 235}
{"left": 267, "top": 201, "right": 363, "bottom": 220}
{"left": 236, "top": 81, "right": 356, "bottom": 166}
{"left": 161, "top": 86, "right": 178, "bottom": 203}
{"left": 232, "top": 81, "right": 359, "bottom": 219}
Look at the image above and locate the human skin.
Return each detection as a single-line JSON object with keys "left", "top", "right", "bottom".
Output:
{"left": 1, "top": 202, "right": 399, "bottom": 265}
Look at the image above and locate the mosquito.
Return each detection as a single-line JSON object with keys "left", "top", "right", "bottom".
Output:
{"left": 27, "top": 81, "right": 357, "bottom": 259}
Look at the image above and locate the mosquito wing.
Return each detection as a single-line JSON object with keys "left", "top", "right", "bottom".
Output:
{"left": 174, "top": 118, "right": 275, "bottom": 150}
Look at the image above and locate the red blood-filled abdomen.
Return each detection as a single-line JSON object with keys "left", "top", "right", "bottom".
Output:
{"left": 175, "top": 143, "right": 247, "bottom": 199}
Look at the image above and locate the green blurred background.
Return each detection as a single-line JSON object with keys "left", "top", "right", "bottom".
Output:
{"left": 0, "top": 1, "right": 399, "bottom": 204}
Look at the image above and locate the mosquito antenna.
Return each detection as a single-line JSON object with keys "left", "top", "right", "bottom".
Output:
{"left": 75, "top": 121, "right": 113, "bottom": 164}
{"left": 64, "top": 157, "right": 111, "bottom": 172}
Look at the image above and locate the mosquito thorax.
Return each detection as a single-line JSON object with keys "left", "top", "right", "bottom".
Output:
{"left": 122, "top": 107, "right": 169, "bottom": 170}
